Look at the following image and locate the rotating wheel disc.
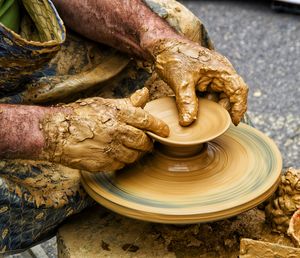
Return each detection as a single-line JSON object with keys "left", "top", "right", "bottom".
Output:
{"left": 81, "top": 123, "right": 282, "bottom": 223}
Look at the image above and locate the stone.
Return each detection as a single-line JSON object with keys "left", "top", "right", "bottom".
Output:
{"left": 240, "top": 238, "right": 300, "bottom": 258}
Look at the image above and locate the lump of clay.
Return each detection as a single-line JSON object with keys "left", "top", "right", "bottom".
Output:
{"left": 265, "top": 168, "right": 300, "bottom": 234}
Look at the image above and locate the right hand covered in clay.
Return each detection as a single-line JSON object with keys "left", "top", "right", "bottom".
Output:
{"left": 150, "top": 39, "right": 248, "bottom": 126}
{"left": 39, "top": 88, "right": 169, "bottom": 173}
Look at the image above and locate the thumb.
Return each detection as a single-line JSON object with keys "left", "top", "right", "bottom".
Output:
{"left": 175, "top": 82, "right": 198, "bottom": 126}
{"left": 130, "top": 87, "right": 150, "bottom": 108}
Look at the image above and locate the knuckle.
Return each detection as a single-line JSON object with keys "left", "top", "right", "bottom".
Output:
{"left": 126, "top": 150, "right": 140, "bottom": 163}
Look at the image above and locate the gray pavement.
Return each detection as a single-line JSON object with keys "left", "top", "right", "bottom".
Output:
{"left": 6, "top": 1, "right": 300, "bottom": 257}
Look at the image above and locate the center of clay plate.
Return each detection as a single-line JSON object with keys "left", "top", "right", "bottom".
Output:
{"left": 144, "top": 97, "right": 231, "bottom": 146}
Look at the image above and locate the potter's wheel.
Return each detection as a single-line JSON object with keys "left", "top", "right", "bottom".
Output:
{"left": 81, "top": 97, "right": 282, "bottom": 223}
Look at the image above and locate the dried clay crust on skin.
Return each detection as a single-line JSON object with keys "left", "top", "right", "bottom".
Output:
{"left": 150, "top": 38, "right": 248, "bottom": 126}
{"left": 39, "top": 88, "right": 169, "bottom": 173}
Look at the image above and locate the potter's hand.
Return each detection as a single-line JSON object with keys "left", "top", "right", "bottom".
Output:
{"left": 40, "top": 88, "right": 169, "bottom": 173}
{"left": 151, "top": 39, "right": 248, "bottom": 126}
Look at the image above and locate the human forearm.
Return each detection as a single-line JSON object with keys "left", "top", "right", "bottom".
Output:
{"left": 0, "top": 105, "right": 56, "bottom": 159}
{"left": 52, "top": 0, "right": 182, "bottom": 59}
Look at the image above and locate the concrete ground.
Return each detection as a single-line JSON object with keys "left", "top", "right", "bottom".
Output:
{"left": 5, "top": 1, "right": 299, "bottom": 257}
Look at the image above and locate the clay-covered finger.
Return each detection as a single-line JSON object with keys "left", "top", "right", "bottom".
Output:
{"left": 221, "top": 74, "right": 248, "bottom": 125}
{"left": 211, "top": 74, "right": 248, "bottom": 125}
{"left": 175, "top": 82, "right": 198, "bottom": 126}
{"left": 119, "top": 107, "right": 169, "bottom": 137}
{"left": 196, "top": 76, "right": 212, "bottom": 92}
{"left": 117, "top": 124, "right": 153, "bottom": 151}
{"left": 130, "top": 87, "right": 150, "bottom": 108}
{"left": 228, "top": 75, "right": 248, "bottom": 125}
{"left": 112, "top": 143, "right": 142, "bottom": 164}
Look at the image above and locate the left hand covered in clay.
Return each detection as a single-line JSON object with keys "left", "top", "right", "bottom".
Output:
{"left": 151, "top": 39, "right": 248, "bottom": 126}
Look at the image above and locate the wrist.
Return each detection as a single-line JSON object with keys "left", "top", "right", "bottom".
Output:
{"left": 140, "top": 32, "right": 190, "bottom": 60}
{"left": 138, "top": 14, "right": 183, "bottom": 58}
{"left": 38, "top": 106, "right": 73, "bottom": 163}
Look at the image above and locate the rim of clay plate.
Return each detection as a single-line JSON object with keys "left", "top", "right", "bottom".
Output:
{"left": 146, "top": 97, "right": 231, "bottom": 147}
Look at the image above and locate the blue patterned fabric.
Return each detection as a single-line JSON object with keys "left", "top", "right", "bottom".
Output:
{"left": 0, "top": 160, "right": 94, "bottom": 253}
{"left": 0, "top": 0, "right": 65, "bottom": 97}
{"left": 0, "top": 0, "right": 88, "bottom": 253}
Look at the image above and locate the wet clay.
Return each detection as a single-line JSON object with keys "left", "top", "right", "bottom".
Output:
{"left": 149, "top": 38, "right": 248, "bottom": 126}
{"left": 265, "top": 168, "right": 300, "bottom": 234}
{"left": 144, "top": 97, "right": 231, "bottom": 146}
{"left": 39, "top": 88, "right": 169, "bottom": 173}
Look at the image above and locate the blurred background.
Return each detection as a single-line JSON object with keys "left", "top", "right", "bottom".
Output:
{"left": 5, "top": 0, "right": 300, "bottom": 257}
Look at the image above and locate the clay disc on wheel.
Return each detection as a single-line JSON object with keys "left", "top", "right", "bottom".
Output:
{"left": 144, "top": 97, "right": 231, "bottom": 146}
{"left": 81, "top": 123, "right": 282, "bottom": 223}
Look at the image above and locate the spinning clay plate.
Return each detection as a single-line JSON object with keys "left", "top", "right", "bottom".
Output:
{"left": 81, "top": 98, "right": 282, "bottom": 223}
{"left": 144, "top": 97, "right": 231, "bottom": 146}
